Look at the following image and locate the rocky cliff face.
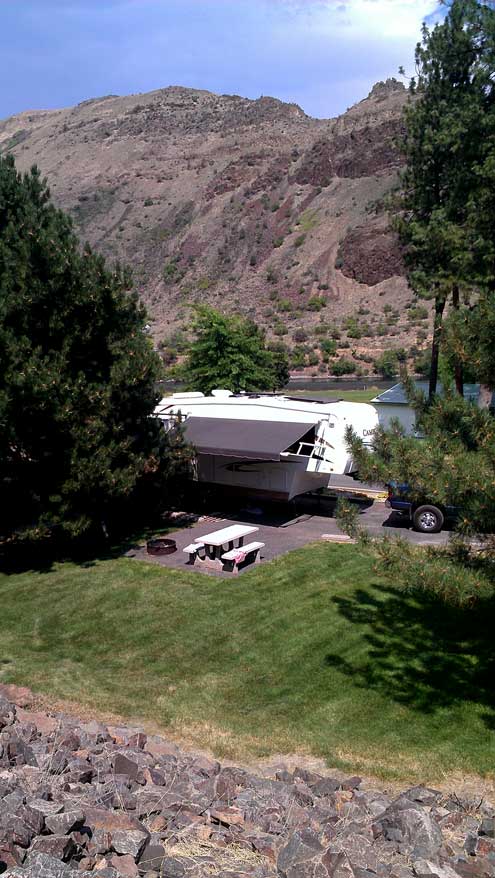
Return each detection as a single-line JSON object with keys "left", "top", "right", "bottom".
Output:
{"left": 0, "top": 80, "right": 430, "bottom": 367}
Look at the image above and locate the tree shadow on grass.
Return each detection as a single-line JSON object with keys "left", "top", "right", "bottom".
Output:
{"left": 0, "top": 522, "right": 174, "bottom": 575}
{"left": 325, "top": 584, "right": 495, "bottom": 729}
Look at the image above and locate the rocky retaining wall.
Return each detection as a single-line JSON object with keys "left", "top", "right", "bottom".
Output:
{"left": 0, "top": 686, "right": 493, "bottom": 878}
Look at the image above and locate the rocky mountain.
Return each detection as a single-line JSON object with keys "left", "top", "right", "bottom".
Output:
{"left": 0, "top": 79, "right": 431, "bottom": 372}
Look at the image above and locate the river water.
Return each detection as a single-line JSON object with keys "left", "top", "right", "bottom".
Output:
{"left": 159, "top": 377, "right": 395, "bottom": 394}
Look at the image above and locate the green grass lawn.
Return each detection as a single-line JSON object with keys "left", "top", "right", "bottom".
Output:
{"left": 288, "top": 388, "right": 380, "bottom": 403}
{"left": 1, "top": 543, "right": 493, "bottom": 781}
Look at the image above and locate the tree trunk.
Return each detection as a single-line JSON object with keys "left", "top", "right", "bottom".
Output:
{"left": 429, "top": 293, "right": 446, "bottom": 400}
{"left": 452, "top": 284, "right": 464, "bottom": 396}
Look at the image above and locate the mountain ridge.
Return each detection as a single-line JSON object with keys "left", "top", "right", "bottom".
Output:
{"left": 1, "top": 78, "right": 431, "bottom": 373}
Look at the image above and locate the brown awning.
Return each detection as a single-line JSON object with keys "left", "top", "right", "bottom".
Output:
{"left": 182, "top": 417, "right": 317, "bottom": 461}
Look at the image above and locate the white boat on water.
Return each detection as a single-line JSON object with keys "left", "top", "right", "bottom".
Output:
{"left": 154, "top": 389, "right": 378, "bottom": 501}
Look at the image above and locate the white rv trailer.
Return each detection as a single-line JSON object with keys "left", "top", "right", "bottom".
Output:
{"left": 155, "top": 389, "right": 378, "bottom": 501}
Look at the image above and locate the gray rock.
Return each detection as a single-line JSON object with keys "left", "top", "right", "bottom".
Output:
{"left": 156, "top": 856, "right": 186, "bottom": 878}
{"left": 137, "top": 842, "right": 166, "bottom": 875}
{"left": 376, "top": 800, "right": 443, "bottom": 858}
{"left": 310, "top": 778, "right": 340, "bottom": 797}
{"left": 321, "top": 850, "right": 356, "bottom": 878}
{"left": 278, "top": 829, "right": 324, "bottom": 875}
{"left": 114, "top": 753, "right": 140, "bottom": 781}
{"left": 45, "top": 810, "right": 85, "bottom": 835}
{"left": 111, "top": 828, "right": 148, "bottom": 859}
{"left": 480, "top": 819, "right": 495, "bottom": 839}
{"left": 6, "top": 850, "right": 75, "bottom": 876}
{"left": 413, "top": 859, "right": 461, "bottom": 878}
{"left": 7, "top": 737, "right": 38, "bottom": 767}
{"left": 27, "top": 799, "right": 64, "bottom": 818}
{"left": 30, "top": 834, "right": 76, "bottom": 861}
{"left": 406, "top": 788, "right": 443, "bottom": 807}
{"left": 0, "top": 697, "right": 16, "bottom": 729}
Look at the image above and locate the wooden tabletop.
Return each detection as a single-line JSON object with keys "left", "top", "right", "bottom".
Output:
{"left": 195, "top": 524, "right": 259, "bottom": 547}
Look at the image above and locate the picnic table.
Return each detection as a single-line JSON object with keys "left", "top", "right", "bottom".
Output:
{"left": 195, "top": 524, "right": 258, "bottom": 556}
{"left": 183, "top": 524, "right": 262, "bottom": 572}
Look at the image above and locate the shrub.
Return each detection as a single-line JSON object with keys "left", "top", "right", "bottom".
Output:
{"left": 334, "top": 256, "right": 344, "bottom": 270}
{"left": 374, "top": 349, "right": 400, "bottom": 379}
{"left": 306, "top": 296, "right": 326, "bottom": 312}
{"left": 290, "top": 347, "right": 306, "bottom": 368}
{"left": 320, "top": 338, "right": 337, "bottom": 357}
{"left": 345, "top": 317, "right": 362, "bottom": 339}
{"left": 294, "top": 234, "right": 306, "bottom": 248}
{"left": 293, "top": 328, "right": 308, "bottom": 343}
{"left": 163, "top": 260, "right": 179, "bottom": 283}
{"left": 144, "top": 197, "right": 153, "bottom": 206}
{"left": 277, "top": 298, "right": 293, "bottom": 312}
{"left": 273, "top": 237, "right": 284, "bottom": 248}
{"left": 331, "top": 357, "right": 355, "bottom": 376}
{"left": 408, "top": 305, "right": 429, "bottom": 321}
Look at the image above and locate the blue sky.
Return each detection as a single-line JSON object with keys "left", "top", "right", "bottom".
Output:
{"left": 0, "top": 0, "right": 441, "bottom": 120}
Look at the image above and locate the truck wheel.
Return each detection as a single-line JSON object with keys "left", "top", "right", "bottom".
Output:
{"left": 413, "top": 505, "right": 444, "bottom": 533}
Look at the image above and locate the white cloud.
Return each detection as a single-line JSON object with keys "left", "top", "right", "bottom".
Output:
{"left": 275, "top": 0, "right": 438, "bottom": 39}
{"left": 332, "top": 0, "right": 437, "bottom": 38}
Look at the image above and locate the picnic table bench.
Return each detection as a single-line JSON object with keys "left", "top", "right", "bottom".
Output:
{"left": 221, "top": 541, "right": 265, "bottom": 574}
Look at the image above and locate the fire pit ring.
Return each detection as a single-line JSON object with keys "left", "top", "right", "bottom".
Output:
{"left": 146, "top": 537, "right": 177, "bottom": 556}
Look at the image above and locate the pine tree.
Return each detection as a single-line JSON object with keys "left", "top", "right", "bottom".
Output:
{"left": 0, "top": 156, "right": 186, "bottom": 542}
{"left": 397, "top": 0, "right": 494, "bottom": 397}
{"left": 339, "top": 2, "right": 495, "bottom": 606}
{"left": 176, "top": 305, "right": 289, "bottom": 394}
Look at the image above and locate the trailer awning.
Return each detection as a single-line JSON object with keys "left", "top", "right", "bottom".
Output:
{"left": 182, "top": 416, "right": 318, "bottom": 461}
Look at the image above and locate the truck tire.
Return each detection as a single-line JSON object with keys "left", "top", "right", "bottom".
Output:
{"left": 413, "top": 504, "right": 444, "bottom": 533}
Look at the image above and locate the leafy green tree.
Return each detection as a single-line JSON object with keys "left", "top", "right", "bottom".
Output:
{"left": 0, "top": 156, "right": 186, "bottom": 542}
{"left": 266, "top": 340, "right": 290, "bottom": 389}
{"left": 397, "top": 0, "right": 495, "bottom": 397}
{"left": 331, "top": 357, "right": 355, "bottom": 377}
{"left": 320, "top": 338, "right": 337, "bottom": 358}
{"left": 176, "top": 305, "right": 289, "bottom": 394}
{"left": 374, "top": 350, "right": 400, "bottom": 380}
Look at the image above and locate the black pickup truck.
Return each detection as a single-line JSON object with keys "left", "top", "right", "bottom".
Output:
{"left": 386, "top": 483, "right": 458, "bottom": 533}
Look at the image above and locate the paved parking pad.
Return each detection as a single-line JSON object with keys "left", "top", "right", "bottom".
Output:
{"left": 126, "top": 499, "right": 449, "bottom": 577}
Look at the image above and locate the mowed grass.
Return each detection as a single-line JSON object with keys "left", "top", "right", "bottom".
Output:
{"left": 289, "top": 388, "right": 380, "bottom": 403}
{"left": 1, "top": 543, "right": 494, "bottom": 781}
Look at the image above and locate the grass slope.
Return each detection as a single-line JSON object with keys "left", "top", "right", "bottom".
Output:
{"left": 289, "top": 388, "right": 380, "bottom": 403}
{"left": 1, "top": 544, "right": 493, "bottom": 781}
